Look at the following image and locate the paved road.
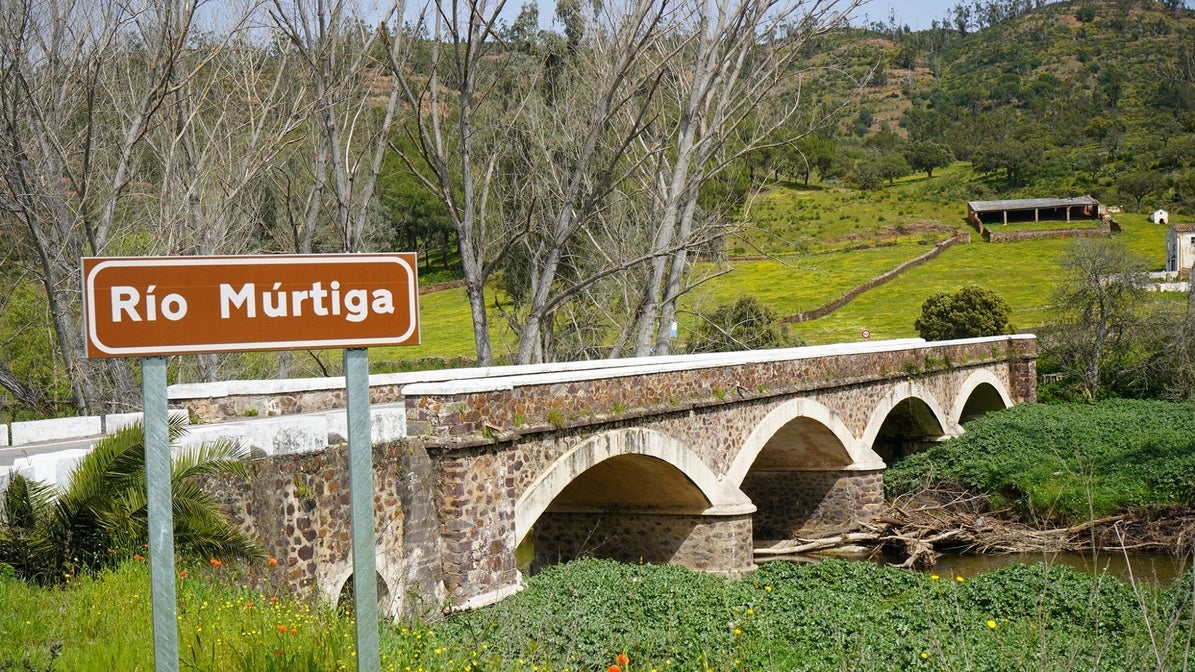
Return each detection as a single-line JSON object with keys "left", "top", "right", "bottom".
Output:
{"left": 1, "top": 436, "right": 100, "bottom": 469}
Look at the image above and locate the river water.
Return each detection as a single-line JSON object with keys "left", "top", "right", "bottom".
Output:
{"left": 828, "top": 550, "right": 1194, "bottom": 586}
{"left": 924, "top": 551, "right": 1191, "bottom": 586}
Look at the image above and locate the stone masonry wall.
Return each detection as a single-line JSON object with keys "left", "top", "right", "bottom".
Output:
{"left": 405, "top": 340, "right": 1035, "bottom": 443}
{"left": 1007, "top": 338, "right": 1038, "bottom": 404}
{"left": 434, "top": 444, "right": 522, "bottom": 607}
{"left": 204, "top": 439, "right": 444, "bottom": 618}
{"left": 532, "top": 512, "right": 754, "bottom": 576}
{"left": 741, "top": 470, "right": 884, "bottom": 539}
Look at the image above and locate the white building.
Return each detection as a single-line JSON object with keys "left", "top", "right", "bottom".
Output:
{"left": 1166, "top": 224, "right": 1195, "bottom": 274}
{"left": 1150, "top": 209, "right": 1169, "bottom": 224}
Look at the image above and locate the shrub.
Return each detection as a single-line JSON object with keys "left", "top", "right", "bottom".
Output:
{"left": 914, "top": 285, "right": 1013, "bottom": 341}
{"left": 686, "top": 296, "right": 795, "bottom": 353}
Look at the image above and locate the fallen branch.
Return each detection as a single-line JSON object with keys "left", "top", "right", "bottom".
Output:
{"left": 755, "top": 533, "right": 880, "bottom": 556}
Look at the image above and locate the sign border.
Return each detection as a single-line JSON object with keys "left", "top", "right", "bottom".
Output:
{"left": 83, "top": 254, "right": 419, "bottom": 357}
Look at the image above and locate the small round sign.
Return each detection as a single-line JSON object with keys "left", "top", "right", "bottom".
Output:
{"left": 861, "top": 329, "right": 871, "bottom": 339}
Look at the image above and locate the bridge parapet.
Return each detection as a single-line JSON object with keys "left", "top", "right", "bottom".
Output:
{"left": 403, "top": 336, "right": 1036, "bottom": 440}
{"left": 167, "top": 352, "right": 795, "bottom": 423}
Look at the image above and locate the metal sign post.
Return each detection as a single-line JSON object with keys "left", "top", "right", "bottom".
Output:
{"left": 141, "top": 356, "right": 178, "bottom": 672}
{"left": 344, "top": 347, "right": 379, "bottom": 672}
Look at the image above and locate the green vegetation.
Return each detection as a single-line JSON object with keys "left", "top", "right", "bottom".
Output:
{"left": 3, "top": 558, "right": 1193, "bottom": 671}
{"left": 914, "top": 285, "right": 1013, "bottom": 340}
{"left": 0, "top": 420, "right": 259, "bottom": 584}
{"left": 885, "top": 400, "right": 1195, "bottom": 522}
{"left": 686, "top": 296, "right": 794, "bottom": 354}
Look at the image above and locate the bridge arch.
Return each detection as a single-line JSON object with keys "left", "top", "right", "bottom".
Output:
{"left": 515, "top": 428, "right": 752, "bottom": 547}
{"left": 727, "top": 398, "right": 886, "bottom": 540}
{"left": 320, "top": 556, "right": 405, "bottom": 620}
{"left": 861, "top": 381, "right": 951, "bottom": 463}
{"left": 950, "top": 369, "right": 1013, "bottom": 426}
{"left": 727, "top": 398, "right": 873, "bottom": 488}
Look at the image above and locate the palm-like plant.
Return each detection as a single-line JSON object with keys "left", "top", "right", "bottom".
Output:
{"left": 0, "top": 417, "right": 260, "bottom": 583}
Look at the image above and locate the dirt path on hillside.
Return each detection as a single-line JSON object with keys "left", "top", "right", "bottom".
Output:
{"left": 757, "top": 487, "right": 1195, "bottom": 570}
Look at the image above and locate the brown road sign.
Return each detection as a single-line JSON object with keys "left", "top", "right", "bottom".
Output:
{"left": 82, "top": 254, "right": 419, "bottom": 357}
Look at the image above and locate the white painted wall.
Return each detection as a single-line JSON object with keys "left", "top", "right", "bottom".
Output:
{"left": 10, "top": 416, "right": 103, "bottom": 446}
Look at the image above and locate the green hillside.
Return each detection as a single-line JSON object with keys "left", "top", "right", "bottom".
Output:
{"left": 383, "top": 168, "right": 1169, "bottom": 365}
{"left": 385, "top": 0, "right": 1194, "bottom": 363}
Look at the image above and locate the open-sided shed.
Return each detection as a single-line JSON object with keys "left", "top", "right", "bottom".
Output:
{"left": 967, "top": 196, "right": 1102, "bottom": 227}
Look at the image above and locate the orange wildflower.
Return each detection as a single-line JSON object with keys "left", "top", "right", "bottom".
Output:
{"left": 607, "top": 667, "right": 622, "bottom": 672}
{"left": 268, "top": 557, "right": 278, "bottom": 566}
{"left": 277, "top": 625, "right": 288, "bottom": 634}
{"left": 178, "top": 570, "right": 187, "bottom": 579}
{"left": 132, "top": 554, "right": 145, "bottom": 562}
{"left": 617, "top": 653, "right": 629, "bottom": 666}
{"left": 209, "top": 558, "right": 222, "bottom": 567}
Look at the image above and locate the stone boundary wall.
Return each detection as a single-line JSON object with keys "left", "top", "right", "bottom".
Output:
{"left": 979, "top": 216, "right": 1120, "bottom": 243}
{"left": 785, "top": 234, "right": 968, "bottom": 324}
{"left": 405, "top": 336, "right": 1038, "bottom": 439}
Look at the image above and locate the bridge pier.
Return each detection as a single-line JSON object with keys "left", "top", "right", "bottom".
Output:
{"left": 530, "top": 507, "right": 755, "bottom": 576}
{"left": 741, "top": 468, "right": 884, "bottom": 539}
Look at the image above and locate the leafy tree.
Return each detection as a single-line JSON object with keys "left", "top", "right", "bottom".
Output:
{"left": 686, "top": 296, "right": 792, "bottom": 353}
{"left": 1173, "top": 169, "right": 1195, "bottom": 205}
{"left": 0, "top": 419, "right": 259, "bottom": 584}
{"left": 903, "top": 141, "right": 955, "bottom": 178}
{"left": 863, "top": 129, "right": 902, "bottom": 152}
{"left": 1117, "top": 172, "right": 1164, "bottom": 211}
{"left": 971, "top": 139, "right": 1041, "bottom": 187}
{"left": 875, "top": 153, "right": 912, "bottom": 186}
{"left": 914, "top": 285, "right": 1013, "bottom": 341}
{"left": 848, "top": 161, "right": 883, "bottom": 191}
{"left": 791, "top": 137, "right": 835, "bottom": 187}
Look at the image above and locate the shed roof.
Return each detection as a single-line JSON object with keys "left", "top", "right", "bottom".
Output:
{"left": 967, "top": 196, "right": 1099, "bottom": 213}
{"left": 1171, "top": 224, "right": 1195, "bottom": 233}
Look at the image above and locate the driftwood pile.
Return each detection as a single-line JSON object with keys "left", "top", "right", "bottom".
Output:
{"left": 755, "top": 486, "right": 1195, "bottom": 568}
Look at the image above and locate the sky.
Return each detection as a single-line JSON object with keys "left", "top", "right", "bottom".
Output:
{"left": 853, "top": 0, "right": 964, "bottom": 31}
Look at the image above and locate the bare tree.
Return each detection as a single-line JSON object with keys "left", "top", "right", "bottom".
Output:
{"left": 270, "top": 0, "right": 405, "bottom": 253}
{"left": 1044, "top": 238, "right": 1149, "bottom": 400}
{"left": 631, "top": 0, "right": 861, "bottom": 357}
{"left": 0, "top": 0, "right": 202, "bottom": 412}
{"left": 145, "top": 7, "right": 316, "bottom": 382}
{"left": 379, "top": 0, "right": 520, "bottom": 366}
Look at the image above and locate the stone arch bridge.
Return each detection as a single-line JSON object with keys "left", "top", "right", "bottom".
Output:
{"left": 190, "top": 336, "right": 1035, "bottom": 616}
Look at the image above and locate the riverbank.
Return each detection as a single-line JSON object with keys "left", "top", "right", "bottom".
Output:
{"left": 875, "top": 399, "right": 1195, "bottom": 563}
{"left": 754, "top": 485, "right": 1195, "bottom": 575}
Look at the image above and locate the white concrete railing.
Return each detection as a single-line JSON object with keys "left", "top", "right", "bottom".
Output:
{"left": 0, "top": 405, "right": 406, "bottom": 489}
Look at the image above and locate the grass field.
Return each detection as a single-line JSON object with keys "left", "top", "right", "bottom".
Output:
{"left": 373, "top": 163, "right": 1172, "bottom": 363}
